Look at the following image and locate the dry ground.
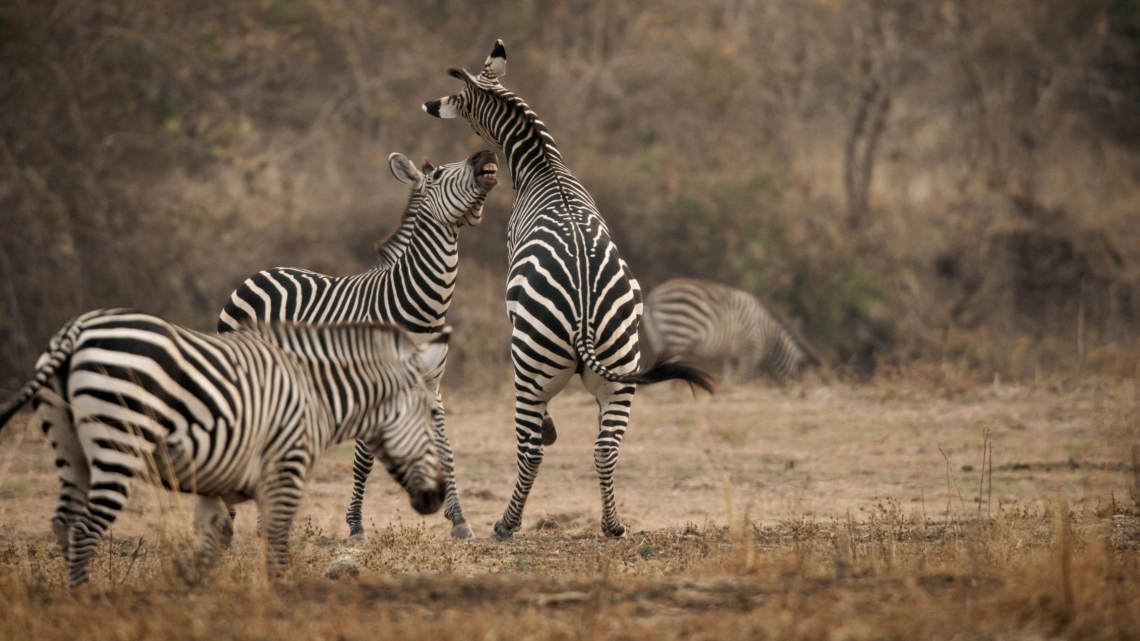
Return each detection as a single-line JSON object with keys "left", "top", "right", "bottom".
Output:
{"left": 0, "top": 376, "right": 1138, "bottom": 640}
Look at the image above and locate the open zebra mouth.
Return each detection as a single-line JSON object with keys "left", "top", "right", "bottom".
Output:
{"left": 478, "top": 163, "right": 498, "bottom": 178}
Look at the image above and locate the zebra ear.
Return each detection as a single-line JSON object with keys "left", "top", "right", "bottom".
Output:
{"left": 389, "top": 153, "right": 423, "bottom": 185}
{"left": 483, "top": 40, "right": 507, "bottom": 79}
{"left": 417, "top": 328, "right": 451, "bottom": 373}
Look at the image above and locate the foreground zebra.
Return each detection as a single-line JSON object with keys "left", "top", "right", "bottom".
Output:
{"left": 424, "top": 41, "right": 713, "bottom": 539}
{"left": 0, "top": 309, "right": 447, "bottom": 587}
{"left": 218, "top": 150, "right": 498, "bottom": 539}
{"left": 643, "top": 278, "right": 820, "bottom": 384}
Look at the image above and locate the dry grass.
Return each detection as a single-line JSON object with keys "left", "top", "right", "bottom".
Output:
{"left": 2, "top": 372, "right": 1139, "bottom": 639}
{"left": 0, "top": 508, "right": 1136, "bottom": 640}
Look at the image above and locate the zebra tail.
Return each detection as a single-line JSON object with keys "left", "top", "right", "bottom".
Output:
{"left": 574, "top": 335, "right": 714, "bottom": 395}
{"left": 0, "top": 337, "right": 74, "bottom": 431}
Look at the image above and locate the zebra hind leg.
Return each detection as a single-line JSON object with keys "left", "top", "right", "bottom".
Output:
{"left": 33, "top": 383, "right": 88, "bottom": 555}
{"left": 491, "top": 398, "right": 552, "bottom": 540}
{"left": 540, "top": 412, "right": 557, "bottom": 446}
{"left": 591, "top": 381, "right": 636, "bottom": 538}
{"left": 66, "top": 468, "right": 134, "bottom": 588}
{"left": 345, "top": 439, "right": 374, "bottom": 540}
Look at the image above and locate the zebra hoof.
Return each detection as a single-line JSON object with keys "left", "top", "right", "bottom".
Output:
{"left": 603, "top": 522, "right": 627, "bottom": 538}
{"left": 347, "top": 529, "right": 367, "bottom": 542}
{"left": 490, "top": 520, "right": 517, "bottom": 541}
{"left": 450, "top": 521, "right": 473, "bottom": 539}
{"left": 540, "top": 414, "right": 557, "bottom": 446}
{"left": 51, "top": 517, "right": 69, "bottom": 554}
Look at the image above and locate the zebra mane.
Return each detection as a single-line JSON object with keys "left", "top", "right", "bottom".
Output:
{"left": 373, "top": 167, "right": 427, "bottom": 269}
{"left": 448, "top": 67, "right": 564, "bottom": 186}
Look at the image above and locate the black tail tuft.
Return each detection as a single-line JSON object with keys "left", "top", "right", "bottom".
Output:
{"left": 628, "top": 357, "right": 714, "bottom": 395}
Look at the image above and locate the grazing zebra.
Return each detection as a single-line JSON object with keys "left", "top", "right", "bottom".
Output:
{"left": 424, "top": 40, "right": 713, "bottom": 539}
{"left": 0, "top": 309, "right": 447, "bottom": 587}
{"left": 217, "top": 150, "right": 498, "bottom": 540}
{"left": 642, "top": 278, "right": 820, "bottom": 384}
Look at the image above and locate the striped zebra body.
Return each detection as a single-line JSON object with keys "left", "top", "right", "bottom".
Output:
{"left": 217, "top": 151, "right": 498, "bottom": 539}
{"left": 425, "top": 41, "right": 712, "bottom": 539}
{"left": 0, "top": 309, "right": 447, "bottom": 587}
{"left": 643, "top": 278, "right": 820, "bottom": 384}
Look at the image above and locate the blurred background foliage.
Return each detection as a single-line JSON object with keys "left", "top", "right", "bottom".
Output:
{"left": 1, "top": 0, "right": 1139, "bottom": 392}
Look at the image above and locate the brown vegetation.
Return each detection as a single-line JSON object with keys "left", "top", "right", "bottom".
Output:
{"left": 1, "top": 3, "right": 1140, "bottom": 637}
{"left": 2, "top": 0, "right": 1139, "bottom": 391}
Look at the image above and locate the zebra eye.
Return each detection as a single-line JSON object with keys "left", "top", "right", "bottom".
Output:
{"left": 432, "top": 168, "right": 444, "bottom": 180}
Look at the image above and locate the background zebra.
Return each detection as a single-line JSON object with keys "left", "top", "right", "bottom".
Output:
{"left": 0, "top": 309, "right": 447, "bottom": 587}
{"left": 642, "top": 278, "right": 820, "bottom": 384}
{"left": 424, "top": 41, "right": 712, "bottom": 539}
{"left": 217, "top": 150, "right": 498, "bottom": 540}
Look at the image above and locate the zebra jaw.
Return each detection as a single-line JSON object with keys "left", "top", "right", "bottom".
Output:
{"left": 477, "top": 163, "right": 498, "bottom": 186}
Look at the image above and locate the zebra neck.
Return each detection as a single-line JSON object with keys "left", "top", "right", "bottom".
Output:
{"left": 302, "top": 359, "right": 378, "bottom": 435}
{"left": 367, "top": 212, "right": 461, "bottom": 330}
{"left": 502, "top": 130, "right": 567, "bottom": 194}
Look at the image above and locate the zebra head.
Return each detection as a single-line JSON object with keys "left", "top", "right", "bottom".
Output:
{"left": 364, "top": 328, "right": 451, "bottom": 516}
{"left": 388, "top": 150, "right": 498, "bottom": 228}
{"left": 422, "top": 39, "right": 511, "bottom": 147}
{"left": 423, "top": 40, "right": 561, "bottom": 191}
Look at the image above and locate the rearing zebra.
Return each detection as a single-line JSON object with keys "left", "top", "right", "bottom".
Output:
{"left": 0, "top": 309, "right": 447, "bottom": 587}
{"left": 642, "top": 278, "right": 820, "bottom": 384}
{"left": 424, "top": 41, "right": 713, "bottom": 539}
{"left": 217, "top": 150, "right": 498, "bottom": 539}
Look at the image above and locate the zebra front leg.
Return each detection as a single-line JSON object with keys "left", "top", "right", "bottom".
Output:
{"left": 221, "top": 503, "right": 238, "bottom": 547}
{"left": 431, "top": 393, "right": 471, "bottom": 539}
{"left": 491, "top": 397, "right": 551, "bottom": 540}
{"left": 261, "top": 465, "right": 308, "bottom": 580}
{"left": 32, "top": 381, "right": 88, "bottom": 553}
{"left": 592, "top": 381, "right": 636, "bottom": 538}
{"left": 345, "top": 439, "right": 374, "bottom": 540}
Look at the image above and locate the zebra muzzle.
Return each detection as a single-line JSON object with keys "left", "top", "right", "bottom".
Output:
{"left": 409, "top": 481, "right": 445, "bottom": 516}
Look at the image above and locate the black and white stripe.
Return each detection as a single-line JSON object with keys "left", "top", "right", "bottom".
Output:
{"left": 0, "top": 309, "right": 447, "bottom": 587}
{"left": 217, "top": 151, "right": 497, "bottom": 539}
{"left": 425, "top": 41, "right": 712, "bottom": 539}
{"left": 643, "top": 278, "right": 820, "bottom": 384}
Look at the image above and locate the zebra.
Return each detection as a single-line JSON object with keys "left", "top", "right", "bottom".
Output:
{"left": 0, "top": 309, "right": 448, "bottom": 587}
{"left": 424, "top": 40, "right": 713, "bottom": 539}
{"left": 642, "top": 278, "right": 820, "bottom": 384}
{"left": 217, "top": 150, "right": 498, "bottom": 540}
